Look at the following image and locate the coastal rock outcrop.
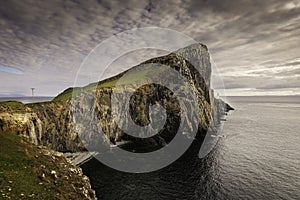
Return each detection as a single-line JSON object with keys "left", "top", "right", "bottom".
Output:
{"left": 0, "top": 102, "right": 82, "bottom": 152}
{"left": 0, "top": 43, "right": 232, "bottom": 153}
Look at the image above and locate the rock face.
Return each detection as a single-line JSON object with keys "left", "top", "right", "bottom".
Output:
{"left": 0, "top": 102, "right": 82, "bottom": 152}
{"left": 0, "top": 43, "right": 232, "bottom": 153}
{"left": 175, "top": 43, "right": 211, "bottom": 87}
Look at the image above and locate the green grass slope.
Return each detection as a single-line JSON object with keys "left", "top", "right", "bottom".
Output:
{"left": 0, "top": 132, "right": 95, "bottom": 199}
{"left": 52, "top": 63, "right": 161, "bottom": 102}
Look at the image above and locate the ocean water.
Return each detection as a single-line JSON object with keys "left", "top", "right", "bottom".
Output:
{"left": 215, "top": 96, "right": 300, "bottom": 199}
{"left": 81, "top": 96, "right": 300, "bottom": 199}
{"left": 0, "top": 97, "right": 53, "bottom": 104}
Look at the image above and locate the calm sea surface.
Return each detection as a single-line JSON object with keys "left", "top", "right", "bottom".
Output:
{"left": 214, "top": 96, "right": 300, "bottom": 199}
{"left": 0, "top": 97, "right": 53, "bottom": 104}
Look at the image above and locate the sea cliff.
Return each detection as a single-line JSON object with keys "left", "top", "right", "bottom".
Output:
{"left": 0, "top": 43, "right": 232, "bottom": 153}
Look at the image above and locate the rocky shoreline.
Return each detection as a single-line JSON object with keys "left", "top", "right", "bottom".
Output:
{"left": 64, "top": 151, "right": 99, "bottom": 166}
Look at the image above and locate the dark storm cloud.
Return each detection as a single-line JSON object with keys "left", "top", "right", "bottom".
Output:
{"left": 273, "top": 68, "right": 300, "bottom": 77}
{"left": 222, "top": 75, "right": 300, "bottom": 90}
{"left": 0, "top": 0, "right": 300, "bottom": 96}
{"left": 256, "top": 76, "right": 300, "bottom": 90}
{"left": 280, "top": 61, "right": 300, "bottom": 67}
{"left": 188, "top": 0, "right": 282, "bottom": 16}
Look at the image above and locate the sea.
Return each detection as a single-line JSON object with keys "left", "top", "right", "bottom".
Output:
{"left": 1, "top": 96, "right": 299, "bottom": 199}
{"left": 81, "top": 96, "right": 300, "bottom": 200}
{"left": 0, "top": 97, "right": 53, "bottom": 104}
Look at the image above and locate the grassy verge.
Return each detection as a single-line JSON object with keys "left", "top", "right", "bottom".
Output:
{"left": 0, "top": 132, "right": 94, "bottom": 199}
{"left": 0, "top": 132, "right": 54, "bottom": 199}
{"left": 0, "top": 101, "right": 25, "bottom": 109}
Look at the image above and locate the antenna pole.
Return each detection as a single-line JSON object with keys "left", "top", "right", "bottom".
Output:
{"left": 31, "top": 88, "right": 35, "bottom": 99}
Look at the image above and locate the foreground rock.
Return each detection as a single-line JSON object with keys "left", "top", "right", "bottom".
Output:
{"left": 64, "top": 152, "right": 98, "bottom": 166}
{"left": 0, "top": 132, "right": 96, "bottom": 200}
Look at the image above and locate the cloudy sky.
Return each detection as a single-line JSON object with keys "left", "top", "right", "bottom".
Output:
{"left": 0, "top": 0, "right": 300, "bottom": 97}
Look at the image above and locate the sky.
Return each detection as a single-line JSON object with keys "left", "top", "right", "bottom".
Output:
{"left": 0, "top": 0, "right": 300, "bottom": 97}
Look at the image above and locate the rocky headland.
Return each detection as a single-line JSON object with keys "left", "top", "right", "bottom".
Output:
{"left": 0, "top": 43, "right": 233, "bottom": 199}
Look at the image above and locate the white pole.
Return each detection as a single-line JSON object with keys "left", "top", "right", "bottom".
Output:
{"left": 31, "top": 88, "right": 35, "bottom": 99}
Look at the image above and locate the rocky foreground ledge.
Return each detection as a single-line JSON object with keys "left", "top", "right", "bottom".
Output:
{"left": 0, "top": 131, "right": 96, "bottom": 199}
